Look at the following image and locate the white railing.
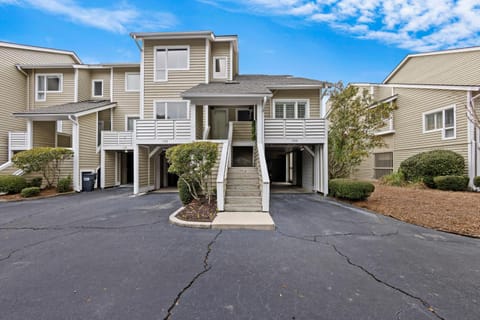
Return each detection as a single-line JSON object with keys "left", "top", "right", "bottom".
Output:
{"left": 216, "top": 139, "right": 231, "bottom": 211}
{"left": 135, "top": 120, "right": 192, "bottom": 143}
{"left": 256, "top": 142, "right": 270, "bottom": 212}
{"left": 102, "top": 131, "right": 134, "bottom": 150}
{"left": 203, "top": 126, "right": 210, "bottom": 140}
{"left": 264, "top": 119, "right": 326, "bottom": 143}
{"left": 375, "top": 115, "right": 395, "bottom": 135}
{"left": 9, "top": 132, "right": 29, "bottom": 151}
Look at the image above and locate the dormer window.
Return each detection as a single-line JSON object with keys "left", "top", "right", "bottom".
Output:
{"left": 213, "top": 56, "right": 227, "bottom": 79}
{"left": 154, "top": 46, "right": 189, "bottom": 82}
{"left": 36, "top": 74, "right": 62, "bottom": 101}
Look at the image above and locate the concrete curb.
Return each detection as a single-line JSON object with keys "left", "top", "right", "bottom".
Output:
{"left": 168, "top": 207, "right": 213, "bottom": 229}
{"left": 0, "top": 191, "right": 76, "bottom": 203}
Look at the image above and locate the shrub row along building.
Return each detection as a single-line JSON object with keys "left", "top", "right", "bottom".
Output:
{"left": 0, "top": 31, "right": 330, "bottom": 212}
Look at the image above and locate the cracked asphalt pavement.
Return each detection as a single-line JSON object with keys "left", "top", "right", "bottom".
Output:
{"left": 0, "top": 189, "right": 479, "bottom": 319}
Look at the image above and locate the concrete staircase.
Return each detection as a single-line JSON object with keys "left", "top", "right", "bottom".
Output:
{"left": 225, "top": 166, "right": 262, "bottom": 212}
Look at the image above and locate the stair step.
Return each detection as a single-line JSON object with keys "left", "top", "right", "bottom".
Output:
{"left": 225, "top": 196, "right": 261, "bottom": 204}
{"left": 226, "top": 191, "right": 261, "bottom": 197}
{"left": 225, "top": 204, "right": 263, "bottom": 212}
{"left": 227, "top": 180, "right": 259, "bottom": 186}
{"left": 227, "top": 174, "right": 259, "bottom": 180}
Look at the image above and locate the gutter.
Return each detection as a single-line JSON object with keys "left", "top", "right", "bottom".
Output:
{"left": 131, "top": 34, "right": 143, "bottom": 52}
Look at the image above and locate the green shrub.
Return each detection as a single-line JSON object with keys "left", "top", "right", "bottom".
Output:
{"left": 20, "top": 187, "right": 40, "bottom": 198}
{"left": 178, "top": 176, "right": 194, "bottom": 205}
{"left": 28, "top": 177, "right": 43, "bottom": 188}
{"left": 474, "top": 176, "right": 480, "bottom": 188}
{"left": 399, "top": 150, "right": 465, "bottom": 188}
{"left": 329, "top": 179, "right": 375, "bottom": 201}
{"left": 0, "top": 176, "right": 27, "bottom": 194}
{"left": 57, "top": 176, "right": 72, "bottom": 193}
{"left": 433, "top": 176, "right": 469, "bottom": 191}
{"left": 380, "top": 171, "right": 406, "bottom": 187}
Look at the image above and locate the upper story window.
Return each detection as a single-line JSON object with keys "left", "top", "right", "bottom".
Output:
{"left": 423, "top": 105, "right": 455, "bottom": 139}
{"left": 92, "top": 80, "right": 103, "bottom": 97}
{"left": 273, "top": 100, "right": 309, "bottom": 119}
{"left": 154, "top": 46, "right": 189, "bottom": 82}
{"left": 36, "top": 74, "right": 62, "bottom": 101}
{"left": 125, "top": 72, "right": 140, "bottom": 92}
{"left": 154, "top": 101, "right": 189, "bottom": 120}
{"left": 126, "top": 115, "right": 140, "bottom": 131}
{"left": 213, "top": 56, "right": 227, "bottom": 79}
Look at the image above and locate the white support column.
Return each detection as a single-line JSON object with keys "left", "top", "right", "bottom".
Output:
{"left": 133, "top": 144, "right": 139, "bottom": 194}
{"left": 190, "top": 103, "right": 196, "bottom": 141}
{"left": 100, "top": 148, "right": 105, "bottom": 189}
{"left": 323, "top": 121, "right": 329, "bottom": 196}
{"left": 467, "top": 91, "right": 475, "bottom": 187}
{"left": 314, "top": 144, "right": 320, "bottom": 192}
{"left": 256, "top": 102, "right": 264, "bottom": 144}
{"left": 203, "top": 105, "right": 209, "bottom": 138}
{"left": 72, "top": 120, "right": 80, "bottom": 192}
{"left": 27, "top": 119, "right": 33, "bottom": 149}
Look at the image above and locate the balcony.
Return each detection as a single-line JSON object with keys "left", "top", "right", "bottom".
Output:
{"left": 135, "top": 120, "right": 192, "bottom": 144}
{"left": 264, "top": 119, "right": 327, "bottom": 144}
{"left": 9, "top": 132, "right": 29, "bottom": 151}
{"left": 102, "top": 131, "right": 134, "bottom": 150}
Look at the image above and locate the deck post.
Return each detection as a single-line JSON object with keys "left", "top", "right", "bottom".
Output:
{"left": 133, "top": 143, "right": 139, "bottom": 194}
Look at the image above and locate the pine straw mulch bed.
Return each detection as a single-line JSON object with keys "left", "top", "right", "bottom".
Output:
{"left": 349, "top": 184, "right": 480, "bottom": 238}
{"left": 176, "top": 198, "right": 217, "bottom": 222}
{"left": 0, "top": 188, "right": 70, "bottom": 202}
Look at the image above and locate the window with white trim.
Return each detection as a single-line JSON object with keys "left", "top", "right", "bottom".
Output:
{"left": 125, "top": 72, "right": 140, "bottom": 92}
{"left": 423, "top": 106, "right": 456, "bottom": 139}
{"left": 374, "top": 152, "right": 393, "bottom": 179}
{"left": 273, "top": 100, "right": 308, "bottom": 119}
{"left": 92, "top": 80, "right": 103, "bottom": 97}
{"left": 36, "top": 74, "right": 62, "bottom": 101}
{"left": 126, "top": 116, "right": 140, "bottom": 131}
{"left": 155, "top": 101, "right": 189, "bottom": 120}
{"left": 154, "top": 46, "right": 189, "bottom": 81}
{"left": 213, "top": 56, "right": 227, "bottom": 79}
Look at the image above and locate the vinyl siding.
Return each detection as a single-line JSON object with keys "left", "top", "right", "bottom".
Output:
{"left": 210, "top": 41, "right": 231, "bottom": 82}
{"left": 387, "top": 51, "right": 480, "bottom": 85}
{"left": 32, "top": 121, "right": 56, "bottom": 147}
{"left": 143, "top": 39, "right": 206, "bottom": 118}
{"left": 78, "top": 113, "right": 99, "bottom": 173}
{"left": 139, "top": 146, "right": 149, "bottom": 187}
{"left": 90, "top": 69, "right": 111, "bottom": 100}
{"left": 29, "top": 68, "right": 75, "bottom": 108}
{"left": 265, "top": 89, "right": 321, "bottom": 119}
{"left": 353, "top": 135, "right": 394, "bottom": 180}
{"left": 104, "top": 150, "right": 116, "bottom": 187}
{"left": 77, "top": 69, "right": 91, "bottom": 101}
{"left": 111, "top": 67, "right": 140, "bottom": 131}
{"left": 302, "top": 150, "right": 313, "bottom": 191}
{"left": 0, "top": 46, "right": 75, "bottom": 164}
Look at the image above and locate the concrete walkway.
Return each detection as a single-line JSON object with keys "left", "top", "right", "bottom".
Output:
{"left": 212, "top": 211, "right": 275, "bottom": 230}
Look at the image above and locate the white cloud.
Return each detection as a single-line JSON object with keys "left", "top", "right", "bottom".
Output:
{"left": 204, "top": 0, "right": 480, "bottom": 51}
{"left": 2, "top": 0, "right": 177, "bottom": 33}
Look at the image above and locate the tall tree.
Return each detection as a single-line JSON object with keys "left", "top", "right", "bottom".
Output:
{"left": 327, "top": 83, "right": 397, "bottom": 179}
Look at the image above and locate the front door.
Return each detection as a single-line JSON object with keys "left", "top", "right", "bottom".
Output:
{"left": 212, "top": 108, "right": 228, "bottom": 139}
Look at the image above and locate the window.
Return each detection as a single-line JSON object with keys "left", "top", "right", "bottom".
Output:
{"left": 126, "top": 116, "right": 140, "bottom": 131}
{"left": 213, "top": 56, "right": 227, "bottom": 79}
{"left": 92, "top": 80, "right": 103, "bottom": 97}
{"left": 56, "top": 120, "right": 63, "bottom": 133}
{"left": 273, "top": 100, "right": 309, "bottom": 119}
{"left": 374, "top": 152, "right": 393, "bottom": 179}
{"left": 125, "top": 72, "right": 140, "bottom": 92}
{"left": 154, "top": 46, "right": 189, "bottom": 81}
{"left": 423, "top": 106, "right": 456, "bottom": 139}
{"left": 36, "top": 74, "right": 62, "bottom": 101}
{"left": 155, "top": 101, "right": 189, "bottom": 120}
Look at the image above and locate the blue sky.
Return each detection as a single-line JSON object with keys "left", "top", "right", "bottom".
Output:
{"left": 1, "top": 0, "right": 479, "bottom": 84}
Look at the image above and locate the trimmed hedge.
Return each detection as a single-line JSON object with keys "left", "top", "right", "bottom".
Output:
{"left": 57, "top": 176, "right": 72, "bottom": 193}
{"left": 20, "top": 187, "right": 41, "bottom": 198}
{"left": 28, "top": 177, "right": 43, "bottom": 188}
{"left": 399, "top": 150, "right": 465, "bottom": 188}
{"left": 474, "top": 176, "right": 480, "bottom": 188}
{"left": 329, "top": 179, "right": 375, "bottom": 201}
{"left": 433, "top": 176, "right": 469, "bottom": 191}
{"left": 0, "top": 176, "right": 27, "bottom": 194}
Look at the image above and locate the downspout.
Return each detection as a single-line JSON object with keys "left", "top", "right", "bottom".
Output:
{"left": 69, "top": 115, "right": 81, "bottom": 192}
{"left": 16, "top": 65, "right": 30, "bottom": 111}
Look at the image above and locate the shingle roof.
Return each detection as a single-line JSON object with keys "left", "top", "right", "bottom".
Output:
{"left": 182, "top": 74, "right": 329, "bottom": 98}
{"left": 14, "top": 100, "right": 115, "bottom": 116}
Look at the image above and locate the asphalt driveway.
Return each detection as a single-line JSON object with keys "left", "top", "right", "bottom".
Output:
{"left": 0, "top": 188, "right": 479, "bottom": 320}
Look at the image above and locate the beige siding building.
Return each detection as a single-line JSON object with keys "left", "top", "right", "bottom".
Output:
{"left": 352, "top": 47, "right": 480, "bottom": 184}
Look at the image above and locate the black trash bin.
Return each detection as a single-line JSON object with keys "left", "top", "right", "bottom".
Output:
{"left": 82, "top": 172, "right": 96, "bottom": 192}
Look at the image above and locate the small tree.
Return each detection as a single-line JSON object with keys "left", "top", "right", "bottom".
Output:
{"left": 166, "top": 142, "right": 218, "bottom": 204}
{"left": 12, "top": 147, "right": 74, "bottom": 188}
{"left": 327, "top": 83, "right": 397, "bottom": 178}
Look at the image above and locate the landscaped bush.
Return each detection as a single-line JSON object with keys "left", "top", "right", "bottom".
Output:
{"left": 20, "top": 186, "right": 40, "bottom": 198}
{"left": 399, "top": 150, "right": 465, "bottom": 188}
{"left": 380, "top": 171, "right": 406, "bottom": 187}
{"left": 329, "top": 179, "right": 375, "bottom": 201}
{"left": 0, "top": 176, "right": 27, "bottom": 194}
{"left": 178, "top": 176, "right": 195, "bottom": 205}
{"left": 56, "top": 176, "right": 72, "bottom": 193}
{"left": 433, "top": 176, "right": 469, "bottom": 191}
{"left": 28, "top": 177, "right": 43, "bottom": 188}
{"left": 474, "top": 176, "right": 480, "bottom": 188}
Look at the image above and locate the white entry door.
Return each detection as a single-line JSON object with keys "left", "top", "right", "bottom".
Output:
{"left": 212, "top": 108, "right": 228, "bottom": 139}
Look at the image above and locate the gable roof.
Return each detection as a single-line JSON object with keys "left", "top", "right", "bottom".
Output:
{"left": 0, "top": 41, "right": 82, "bottom": 64}
{"left": 383, "top": 46, "right": 480, "bottom": 84}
